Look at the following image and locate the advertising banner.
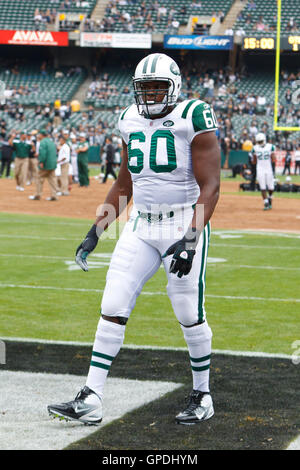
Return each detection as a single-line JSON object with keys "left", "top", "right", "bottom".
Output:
{"left": 164, "top": 35, "right": 233, "bottom": 50}
{"left": 80, "top": 32, "right": 151, "bottom": 49}
{"left": 0, "top": 30, "right": 69, "bottom": 46}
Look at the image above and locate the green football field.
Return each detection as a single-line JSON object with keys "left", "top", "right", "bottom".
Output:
{"left": 0, "top": 212, "right": 299, "bottom": 355}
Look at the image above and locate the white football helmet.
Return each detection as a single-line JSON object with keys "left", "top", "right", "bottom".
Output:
{"left": 133, "top": 53, "right": 182, "bottom": 117}
{"left": 256, "top": 132, "right": 266, "bottom": 147}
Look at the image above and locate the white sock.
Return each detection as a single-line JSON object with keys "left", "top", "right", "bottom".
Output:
{"left": 86, "top": 317, "right": 125, "bottom": 398}
{"left": 181, "top": 322, "right": 212, "bottom": 393}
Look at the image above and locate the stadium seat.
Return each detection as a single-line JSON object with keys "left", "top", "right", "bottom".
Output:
{"left": 233, "top": 0, "right": 300, "bottom": 37}
{"left": 0, "top": 1, "right": 97, "bottom": 31}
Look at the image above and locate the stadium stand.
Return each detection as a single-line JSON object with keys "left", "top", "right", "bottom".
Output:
{"left": 233, "top": 0, "right": 300, "bottom": 37}
{"left": 0, "top": 0, "right": 97, "bottom": 31}
{"left": 1, "top": 55, "right": 299, "bottom": 147}
{"left": 0, "top": 0, "right": 299, "bottom": 166}
{"left": 0, "top": 62, "right": 87, "bottom": 106}
{"left": 82, "top": 0, "right": 233, "bottom": 34}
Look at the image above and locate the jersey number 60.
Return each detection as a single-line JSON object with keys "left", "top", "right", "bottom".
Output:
{"left": 128, "top": 130, "right": 176, "bottom": 174}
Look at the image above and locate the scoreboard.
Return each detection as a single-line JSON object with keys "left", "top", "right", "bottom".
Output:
{"left": 243, "top": 36, "right": 300, "bottom": 51}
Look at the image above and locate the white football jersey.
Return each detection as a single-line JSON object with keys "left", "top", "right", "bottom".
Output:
{"left": 251, "top": 143, "right": 275, "bottom": 173}
{"left": 118, "top": 99, "right": 218, "bottom": 212}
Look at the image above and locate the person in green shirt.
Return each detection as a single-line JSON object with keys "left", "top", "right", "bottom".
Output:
{"left": 28, "top": 129, "right": 59, "bottom": 201}
{"left": 76, "top": 133, "right": 89, "bottom": 187}
{"left": 9, "top": 130, "right": 32, "bottom": 191}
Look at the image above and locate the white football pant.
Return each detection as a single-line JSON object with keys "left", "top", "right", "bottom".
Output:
{"left": 257, "top": 170, "right": 274, "bottom": 191}
{"left": 101, "top": 205, "right": 211, "bottom": 327}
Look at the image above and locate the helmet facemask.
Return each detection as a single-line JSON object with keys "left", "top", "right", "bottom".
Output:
{"left": 133, "top": 78, "right": 176, "bottom": 117}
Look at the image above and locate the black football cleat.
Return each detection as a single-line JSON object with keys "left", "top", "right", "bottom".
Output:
{"left": 176, "top": 390, "right": 214, "bottom": 425}
{"left": 47, "top": 386, "right": 102, "bottom": 425}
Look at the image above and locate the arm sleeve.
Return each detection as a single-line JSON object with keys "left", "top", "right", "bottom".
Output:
{"left": 187, "top": 101, "right": 218, "bottom": 144}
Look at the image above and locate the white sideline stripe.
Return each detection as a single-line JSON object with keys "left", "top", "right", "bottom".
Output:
{"left": 0, "top": 282, "right": 299, "bottom": 303}
{"left": 1, "top": 227, "right": 300, "bottom": 236}
{"left": 1, "top": 253, "right": 299, "bottom": 272}
{"left": 0, "top": 253, "right": 113, "bottom": 260}
{"left": 0, "top": 370, "right": 181, "bottom": 450}
{"left": 211, "top": 243, "right": 298, "bottom": 250}
{"left": 0, "top": 336, "right": 294, "bottom": 360}
{"left": 214, "top": 229, "right": 300, "bottom": 237}
{"left": 0, "top": 234, "right": 79, "bottom": 241}
{"left": 1, "top": 232, "right": 300, "bottom": 243}
{"left": 226, "top": 264, "right": 300, "bottom": 271}
{"left": 0, "top": 219, "right": 89, "bottom": 227}
{"left": 0, "top": 253, "right": 72, "bottom": 260}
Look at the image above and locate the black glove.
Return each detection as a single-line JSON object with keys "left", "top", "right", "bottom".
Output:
{"left": 75, "top": 224, "right": 101, "bottom": 272}
{"left": 162, "top": 228, "right": 201, "bottom": 278}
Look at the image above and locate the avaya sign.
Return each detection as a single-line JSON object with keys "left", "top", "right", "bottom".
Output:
{"left": 0, "top": 30, "right": 69, "bottom": 46}
{"left": 164, "top": 35, "right": 233, "bottom": 50}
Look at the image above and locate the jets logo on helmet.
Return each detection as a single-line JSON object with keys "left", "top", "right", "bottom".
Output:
{"left": 133, "top": 53, "right": 182, "bottom": 118}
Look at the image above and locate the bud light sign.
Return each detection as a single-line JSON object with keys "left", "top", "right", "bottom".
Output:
{"left": 164, "top": 35, "right": 233, "bottom": 50}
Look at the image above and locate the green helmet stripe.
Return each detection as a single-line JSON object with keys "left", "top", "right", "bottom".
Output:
{"left": 142, "top": 56, "right": 150, "bottom": 74}
{"left": 150, "top": 53, "right": 160, "bottom": 73}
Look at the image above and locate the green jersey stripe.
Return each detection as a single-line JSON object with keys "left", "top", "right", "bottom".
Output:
{"left": 90, "top": 360, "right": 111, "bottom": 370}
{"left": 120, "top": 106, "right": 130, "bottom": 120}
{"left": 92, "top": 351, "right": 114, "bottom": 361}
{"left": 181, "top": 99, "right": 197, "bottom": 118}
{"left": 189, "top": 354, "right": 211, "bottom": 363}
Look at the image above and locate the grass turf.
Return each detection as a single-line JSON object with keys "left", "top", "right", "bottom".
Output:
{"left": 0, "top": 212, "right": 299, "bottom": 355}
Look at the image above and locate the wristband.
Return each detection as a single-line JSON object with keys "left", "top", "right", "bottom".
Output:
{"left": 183, "top": 227, "right": 201, "bottom": 250}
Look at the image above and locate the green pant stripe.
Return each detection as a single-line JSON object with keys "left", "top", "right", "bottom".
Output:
{"left": 92, "top": 351, "right": 114, "bottom": 362}
{"left": 191, "top": 364, "right": 210, "bottom": 372}
{"left": 197, "top": 224, "right": 207, "bottom": 322}
{"left": 90, "top": 360, "right": 111, "bottom": 371}
{"left": 190, "top": 354, "right": 211, "bottom": 363}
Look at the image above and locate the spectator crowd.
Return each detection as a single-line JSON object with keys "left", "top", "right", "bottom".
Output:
{"left": 0, "top": 55, "right": 299, "bottom": 195}
{"left": 82, "top": 0, "right": 181, "bottom": 34}
{"left": 0, "top": 120, "right": 122, "bottom": 201}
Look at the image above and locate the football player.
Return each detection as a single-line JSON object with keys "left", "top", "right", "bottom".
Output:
{"left": 48, "top": 53, "right": 221, "bottom": 426}
{"left": 251, "top": 133, "right": 276, "bottom": 210}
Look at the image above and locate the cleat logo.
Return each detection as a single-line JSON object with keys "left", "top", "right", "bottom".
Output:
{"left": 195, "top": 408, "right": 205, "bottom": 420}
